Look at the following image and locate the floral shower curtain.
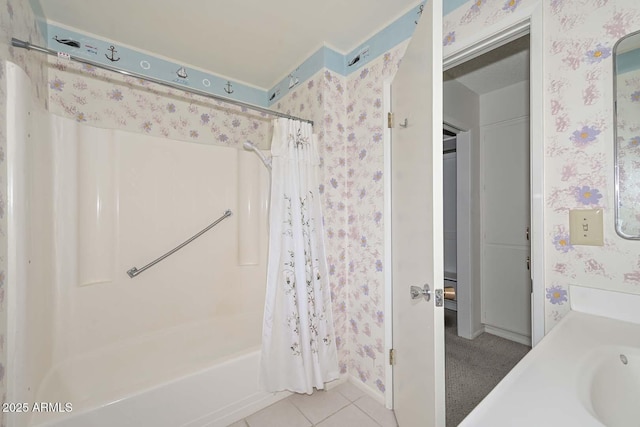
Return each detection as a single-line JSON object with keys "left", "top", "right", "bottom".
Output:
{"left": 260, "top": 118, "right": 339, "bottom": 393}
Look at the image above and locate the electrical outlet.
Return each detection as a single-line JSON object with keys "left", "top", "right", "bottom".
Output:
{"left": 569, "top": 209, "right": 604, "bottom": 246}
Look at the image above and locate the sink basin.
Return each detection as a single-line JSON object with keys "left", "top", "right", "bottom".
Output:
{"left": 460, "top": 287, "right": 640, "bottom": 427}
{"left": 580, "top": 346, "right": 640, "bottom": 427}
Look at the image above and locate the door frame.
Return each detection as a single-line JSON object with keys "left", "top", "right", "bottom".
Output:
{"left": 384, "top": 4, "right": 545, "bottom": 407}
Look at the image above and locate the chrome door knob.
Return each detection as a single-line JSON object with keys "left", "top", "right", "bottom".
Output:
{"left": 410, "top": 283, "right": 431, "bottom": 301}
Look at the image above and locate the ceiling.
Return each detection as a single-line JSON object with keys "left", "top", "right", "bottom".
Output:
{"left": 37, "top": 0, "right": 421, "bottom": 89}
{"left": 444, "top": 35, "right": 530, "bottom": 95}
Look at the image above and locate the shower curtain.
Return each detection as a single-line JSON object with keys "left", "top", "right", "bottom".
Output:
{"left": 260, "top": 118, "right": 339, "bottom": 394}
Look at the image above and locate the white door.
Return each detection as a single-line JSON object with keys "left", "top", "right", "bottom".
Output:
{"left": 481, "top": 117, "right": 531, "bottom": 341}
{"left": 390, "top": 0, "right": 444, "bottom": 425}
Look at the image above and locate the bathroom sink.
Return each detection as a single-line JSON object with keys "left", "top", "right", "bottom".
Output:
{"left": 581, "top": 346, "right": 640, "bottom": 427}
{"left": 460, "top": 286, "right": 640, "bottom": 427}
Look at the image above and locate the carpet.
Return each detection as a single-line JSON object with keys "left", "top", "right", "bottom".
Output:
{"left": 444, "top": 309, "right": 530, "bottom": 426}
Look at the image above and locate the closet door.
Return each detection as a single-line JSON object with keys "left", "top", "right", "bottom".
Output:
{"left": 481, "top": 116, "right": 531, "bottom": 342}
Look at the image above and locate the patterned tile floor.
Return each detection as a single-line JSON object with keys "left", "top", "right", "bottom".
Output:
{"left": 228, "top": 382, "right": 397, "bottom": 427}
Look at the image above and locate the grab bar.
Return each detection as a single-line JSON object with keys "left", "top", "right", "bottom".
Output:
{"left": 127, "top": 209, "right": 233, "bottom": 278}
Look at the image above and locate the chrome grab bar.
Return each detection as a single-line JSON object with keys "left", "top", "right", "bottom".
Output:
{"left": 127, "top": 210, "right": 233, "bottom": 278}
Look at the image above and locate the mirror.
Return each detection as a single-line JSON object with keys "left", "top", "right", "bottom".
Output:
{"left": 614, "top": 30, "right": 640, "bottom": 239}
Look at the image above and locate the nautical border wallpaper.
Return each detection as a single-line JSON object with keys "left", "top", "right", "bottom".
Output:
{"left": 47, "top": 58, "right": 273, "bottom": 150}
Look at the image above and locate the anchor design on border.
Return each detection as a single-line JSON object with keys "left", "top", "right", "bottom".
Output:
{"left": 224, "top": 81, "right": 234, "bottom": 94}
{"left": 415, "top": 4, "right": 424, "bottom": 24}
{"left": 105, "top": 45, "right": 120, "bottom": 62}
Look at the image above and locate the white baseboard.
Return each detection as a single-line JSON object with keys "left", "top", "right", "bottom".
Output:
{"left": 326, "top": 375, "right": 349, "bottom": 390}
{"left": 469, "top": 327, "right": 485, "bottom": 340}
{"left": 484, "top": 325, "right": 531, "bottom": 346}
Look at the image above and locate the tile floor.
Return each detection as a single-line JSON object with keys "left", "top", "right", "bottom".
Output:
{"left": 228, "top": 381, "right": 398, "bottom": 427}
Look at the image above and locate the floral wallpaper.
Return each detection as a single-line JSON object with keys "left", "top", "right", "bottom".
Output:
{"left": 344, "top": 44, "right": 407, "bottom": 394}
{"left": 294, "top": 0, "right": 640, "bottom": 398}
{"left": 47, "top": 59, "right": 272, "bottom": 150}
{"left": 614, "top": 65, "right": 640, "bottom": 237}
{"left": 0, "top": 0, "right": 47, "bottom": 105}
{"left": 543, "top": 0, "right": 640, "bottom": 330}
{"left": 442, "top": 0, "right": 640, "bottom": 333}
{"left": 0, "top": 0, "right": 46, "bottom": 423}
{"left": 274, "top": 43, "right": 409, "bottom": 397}
{"left": 443, "top": 0, "right": 539, "bottom": 55}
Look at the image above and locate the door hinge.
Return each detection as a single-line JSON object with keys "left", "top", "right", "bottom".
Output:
{"left": 387, "top": 112, "right": 394, "bottom": 128}
{"left": 389, "top": 348, "right": 395, "bottom": 365}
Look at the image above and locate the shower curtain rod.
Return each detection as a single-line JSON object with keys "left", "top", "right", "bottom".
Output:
{"left": 11, "top": 38, "right": 313, "bottom": 125}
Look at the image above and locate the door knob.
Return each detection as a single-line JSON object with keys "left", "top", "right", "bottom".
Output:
{"left": 410, "top": 283, "right": 431, "bottom": 301}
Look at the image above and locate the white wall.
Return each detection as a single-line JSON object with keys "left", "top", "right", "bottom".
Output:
{"left": 443, "top": 149, "right": 457, "bottom": 275}
{"left": 443, "top": 79, "right": 481, "bottom": 338}
{"left": 480, "top": 81, "right": 530, "bottom": 126}
{"left": 479, "top": 80, "right": 531, "bottom": 344}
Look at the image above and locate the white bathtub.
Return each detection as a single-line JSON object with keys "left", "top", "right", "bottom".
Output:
{"left": 29, "top": 313, "right": 287, "bottom": 427}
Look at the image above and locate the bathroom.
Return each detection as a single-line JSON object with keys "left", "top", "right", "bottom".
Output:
{"left": 1, "top": 0, "right": 640, "bottom": 426}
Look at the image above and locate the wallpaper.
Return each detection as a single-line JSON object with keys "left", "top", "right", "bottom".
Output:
{"left": 543, "top": 0, "right": 640, "bottom": 330}
{"left": 443, "top": 0, "right": 539, "bottom": 57}
{"left": 344, "top": 44, "right": 408, "bottom": 393}
{"left": 0, "top": 0, "right": 46, "bottom": 422}
{"left": 274, "top": 42, "right": 411, "bottom": 396}
{"left": 0, "top": 0, "right": 47, "bottom": 103}
{"left": 442, "top": 0, "right": 640, "bottom": 333}
{"left": 47, "top": 59, "right": 272, "bottom": 150}
{"left": 42, "top": 4, "right": 426, "bottom": 109}
{"left": 46, "top": 23, "right": 267, "bottom": 107}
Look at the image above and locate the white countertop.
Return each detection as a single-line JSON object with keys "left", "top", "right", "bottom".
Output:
{"left": 459, "top": 286, "right": 640, "bottom": 427}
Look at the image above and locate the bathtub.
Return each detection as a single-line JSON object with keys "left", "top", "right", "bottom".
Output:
{"left": 29, "top": 312, "right": 287, "bottom": 427}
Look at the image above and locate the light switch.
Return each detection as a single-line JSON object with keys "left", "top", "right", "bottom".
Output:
{"left": 569, "top": 209, "right": 604, "bottom": 246}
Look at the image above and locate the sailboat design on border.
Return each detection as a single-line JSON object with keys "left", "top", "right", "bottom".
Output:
{"left": 176, "top": 67, "right": 188, "bottom": 79}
